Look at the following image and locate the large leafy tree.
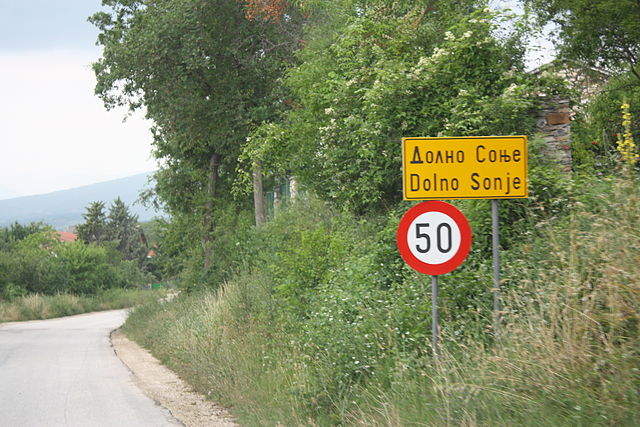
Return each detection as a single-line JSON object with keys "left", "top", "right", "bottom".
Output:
{"left": 90, "top": 0, "right": 304, "bottom": 271}
{"left": 524, "top": 0, "right": 640, "bottom": 170}
{"left": 525, "top": 0, "right": 640, "bottom": 79}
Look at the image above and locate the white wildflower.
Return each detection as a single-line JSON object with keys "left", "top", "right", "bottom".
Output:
{"left": 504, "top": 83, "right": 519, "bottom": 96}
{"left": 463, "top": 31, "right": 473, "bottom": 39}
{"left": 444, "top": 31, "right": 455, "bottom": 41}
{"left": 432, "top": 47, "right": 448, "bottom": 59}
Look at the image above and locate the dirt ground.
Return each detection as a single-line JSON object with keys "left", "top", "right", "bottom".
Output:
{"left": 111, "top": 329, "right": 238, "bottom": 427}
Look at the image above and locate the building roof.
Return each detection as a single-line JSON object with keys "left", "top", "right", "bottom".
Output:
{"left": 54, "top": 231, "right": 78, "bottom": 242}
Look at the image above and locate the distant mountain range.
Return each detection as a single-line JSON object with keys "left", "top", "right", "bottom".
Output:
{"left": 0, "top": 172, "right": 163, "bottom": 230}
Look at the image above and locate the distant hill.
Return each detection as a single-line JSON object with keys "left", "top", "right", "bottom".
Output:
{"left": 0, "top": 172, "right": 163, "bottom": 230}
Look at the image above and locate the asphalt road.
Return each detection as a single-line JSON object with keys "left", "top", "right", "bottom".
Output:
{"left": 0, "top": 310, "right": 181, "bottom": 427}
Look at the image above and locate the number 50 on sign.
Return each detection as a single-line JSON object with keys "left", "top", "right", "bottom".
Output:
{"left": 397, "top": 201, "right": 472, "bottom": 275}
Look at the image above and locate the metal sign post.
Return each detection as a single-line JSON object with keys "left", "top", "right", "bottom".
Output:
{"left": 431, "top": 275, "right": 439, "bottom": 356}
{"left": 492, "top": 199, "right": 500, "bottom": 338}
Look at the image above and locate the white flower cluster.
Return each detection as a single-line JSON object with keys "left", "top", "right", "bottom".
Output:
{"left": 445, "top": 30, "right": 473, "bottom": 41}
{"left": 431, "top": 47, "right": 449, "bottom": 59}
{"left": 503, "top": 83, "right": 521, "bottom": 97}
{"left": 410, "top": 55, "right": 434, "bottom": 80}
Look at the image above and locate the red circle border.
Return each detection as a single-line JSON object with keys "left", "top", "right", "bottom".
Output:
{"left": 396, "top": 201, "right": 472, "bottom": 275}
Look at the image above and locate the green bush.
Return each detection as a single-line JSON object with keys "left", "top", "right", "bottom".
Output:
{"left": 572, "top": 73, "right": 640, "bottom": 172}
{"left": 0, "top": 231, "right": 150, "bottom": 299}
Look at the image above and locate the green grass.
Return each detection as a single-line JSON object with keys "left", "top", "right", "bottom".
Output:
{"left": 122, "top": 175, "right": 640, "bottom": 426}
{"left": 0, "top": 288, "right": 170, "bottom": 322}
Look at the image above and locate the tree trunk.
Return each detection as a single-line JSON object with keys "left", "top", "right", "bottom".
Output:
{"left": 253, "top": 162, "right": 266, "bottom": 226}
{"left": 202, "top": 153, "right": 220, "bottom": 271}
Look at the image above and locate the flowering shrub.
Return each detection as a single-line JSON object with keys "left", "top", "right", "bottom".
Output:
{"left": 267, "top": 7, "right": 555, "bottom": 214}
{"left": 616, "top": 101, "right": 639, "bottom": 165}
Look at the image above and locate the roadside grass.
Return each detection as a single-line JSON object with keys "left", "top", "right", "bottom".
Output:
{"left": 0, "top": 288, "right": 168, "bottom": 322}
{"left": 123, "top": 175, "right": 640, "bottom": 426}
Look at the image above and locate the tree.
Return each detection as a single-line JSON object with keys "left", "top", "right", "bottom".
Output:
{"left": 0, "top": 222, "right": 50, "bottom": 251}
{"left": 91, "top": 0, "right": 304, "bottom": 272}
{"left": 76, "top": 198, "right": 147, "bottom": 264}
{"left": 76, "top": 201, "right": 108, "bottom": 244}
{"left": 525, "top": 0, "right": 640, "bottom": 80}
{"left": 524, "top": 1, "right": 640, "bottom": 170}
{"left": 106, "top": 198, "right": 147, "bottom": 263}
{"left": 251, "top": 1, "right": 543, "bottom": 213}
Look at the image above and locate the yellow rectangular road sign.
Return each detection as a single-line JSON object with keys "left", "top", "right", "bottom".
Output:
{"left": 402, "top": 136, "right": 528, "bottom": 200}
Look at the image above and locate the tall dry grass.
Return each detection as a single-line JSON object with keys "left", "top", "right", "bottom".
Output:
{"left": 347, "top": 177, "right": 640, "bottom": 426}
{"left": 123, "top": 176, "right": 640, "bottom": 426}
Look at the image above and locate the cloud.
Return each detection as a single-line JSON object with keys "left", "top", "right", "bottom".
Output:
{"left": 0, "top": 50, "right": 155, "bottom": 198}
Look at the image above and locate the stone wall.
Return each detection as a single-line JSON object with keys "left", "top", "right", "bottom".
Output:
{"left": 536, "top": 96, "right": 573, "bottom": 171}
{"left": 532, "top": 60, "right": 610, "bottom": 173}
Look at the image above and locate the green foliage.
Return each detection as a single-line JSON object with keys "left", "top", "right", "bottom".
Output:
{"left": 248, "top": 5, "right": 546, "bottom": 213}
{"left": 76, "top": 201, "right": 108, "bottom": 244}
{"left": 123, "top": 173, "right": 640, "bottom": 426}
{"left": 268, "top": 218, "right": 350, "bottom": 311}
{"left": 525, "top": 0, "right": 640, "bottom": 76}
{"left": 0, "top": 230, "right": 149, "bottom": 300}
{"left": 106, "top": 197, "right": 147, "bottom": 262}
{"left": 571, "top": 73, "right": 640, "bottom": 172}
{"left": 154, "top": 203, "right": 256, "bottom": 291}
{"left": 0, "top": 222, "right": 51, "bottom": 251}
{"left": 77, "top": 198, "right": 149, "bottom": 268}
{"left": 92, "top": 0, "right": 307, "bottom": 275}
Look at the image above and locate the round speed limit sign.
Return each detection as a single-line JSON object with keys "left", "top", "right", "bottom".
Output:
{"left": 397, "top": 201, "right": 472, "bottom": 275}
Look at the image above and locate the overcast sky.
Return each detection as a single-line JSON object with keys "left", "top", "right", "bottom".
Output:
{"left": 0, "top": 0, "right": 155, "bottom": 200}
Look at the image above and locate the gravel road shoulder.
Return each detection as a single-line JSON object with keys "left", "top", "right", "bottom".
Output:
{"left": 111, "top": 329, "right": 238, "bottom": 427}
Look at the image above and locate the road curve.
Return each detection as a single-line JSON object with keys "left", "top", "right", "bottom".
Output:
{"left": 0, "top": 310, "right": 181, "bottom": 427}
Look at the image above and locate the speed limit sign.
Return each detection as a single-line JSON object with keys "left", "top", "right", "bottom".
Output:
{"left": 397, "top": 201, "right": 472, "bottom": 275}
